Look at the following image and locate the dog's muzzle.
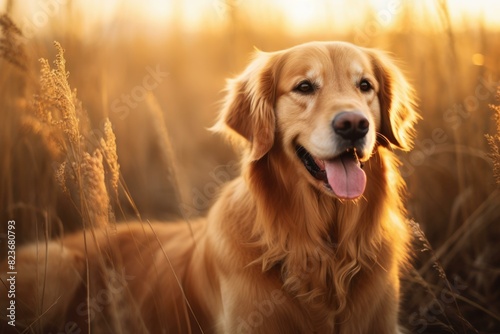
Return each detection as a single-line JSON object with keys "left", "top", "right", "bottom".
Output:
{"left": 296, "top": 145, "right": 367, "bottom": 200}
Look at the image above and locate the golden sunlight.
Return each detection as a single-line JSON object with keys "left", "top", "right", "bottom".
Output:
{"left": 0, "top": 0, "right": 499, "bottom": 332}
{"left": 472, "top": 53, "right": 485, "bottom": 66}
{"left": 127, "top": 0, "right": 500, "bottom": 31}
{"left": 3, "top": 0, "right": 500, "bottom": 32}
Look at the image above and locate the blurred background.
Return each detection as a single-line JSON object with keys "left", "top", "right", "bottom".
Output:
{"left": 0, "top": 0, "right": 499, "bottom": 332}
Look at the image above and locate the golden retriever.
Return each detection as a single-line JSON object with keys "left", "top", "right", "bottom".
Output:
{"left": 1, "top": 41, "right": 418, "bottom": 333}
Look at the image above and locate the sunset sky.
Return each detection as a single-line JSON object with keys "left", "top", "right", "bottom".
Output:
{"left": 3, "top": 0, "right": 500, "bottom": 35}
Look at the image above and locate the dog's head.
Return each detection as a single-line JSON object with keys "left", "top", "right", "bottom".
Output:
{"left": 214, "top": 41, "right": 417, "bottom": 200}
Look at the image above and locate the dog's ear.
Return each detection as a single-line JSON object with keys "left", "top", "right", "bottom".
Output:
{"left": 212, "top": 51, "right": 280, "bottom": 161}
{"left": 367, "top": 49, "right": 419, "bottom": 150}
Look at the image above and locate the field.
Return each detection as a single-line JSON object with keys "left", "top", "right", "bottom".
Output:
{"left": 0, "top": 0, "right": 499, "bottom": 332}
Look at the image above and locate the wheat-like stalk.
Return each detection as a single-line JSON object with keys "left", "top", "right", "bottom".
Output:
{"left": 0, "top": 14, "right": 26, "bottom": 71}
{"left": 36, "top": 42, "right": 81, "bottom": 147}
{"left": 100, "top": 118, "right": 120, "bottom": 197}
{"left": 80, "top": 149, "right": 109, "bottom": 228}
{"left": 486, "top": 88, "right": 500, "bottom": 187}
{"left": 30, "top": 41, "right": 121, "bottom": 230}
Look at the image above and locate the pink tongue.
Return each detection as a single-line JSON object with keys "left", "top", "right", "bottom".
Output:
{"left": 325, "top": 156, "right": 366, "bottom": 199}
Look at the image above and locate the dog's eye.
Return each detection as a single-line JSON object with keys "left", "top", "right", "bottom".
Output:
{"left": 294, "top": 80, "right": 316, "bottom": 94}
{"left": 359, "top": 79, "right": 373, "bottom": 92}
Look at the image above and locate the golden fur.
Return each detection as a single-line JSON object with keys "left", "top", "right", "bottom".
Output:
{"left": 1, "top": 41, "right": 418, "bottom": 333}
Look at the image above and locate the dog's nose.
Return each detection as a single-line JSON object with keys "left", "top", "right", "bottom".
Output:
{"left": 332, "top": 112, "right": 369, "bottom": 141}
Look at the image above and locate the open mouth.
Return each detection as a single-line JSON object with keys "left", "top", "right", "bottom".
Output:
{"left": 296, "top": 145, "right": 367, "bottom": 200}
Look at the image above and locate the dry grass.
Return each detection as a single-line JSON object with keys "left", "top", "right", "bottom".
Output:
{"left": 486, "top": 90, "right": 500, "bottom": 187}
{"left": 31, "top": 41, "right": 119, "bottom": 230}
{"left": 0, "top": 13, "right": 25, "bottom": 70}
{"left": 0, "top": 1, "right": 499, "bottom": 332}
